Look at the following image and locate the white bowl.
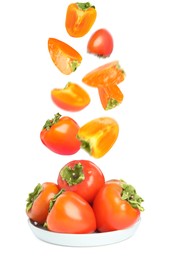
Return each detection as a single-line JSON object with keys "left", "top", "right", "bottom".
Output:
{"left": 28, "top": 218, "right": 141, "bottom": 247}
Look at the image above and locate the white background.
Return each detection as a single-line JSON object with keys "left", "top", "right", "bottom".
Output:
{"left": 1, "top": 0, "right": 169, "bottom": 258}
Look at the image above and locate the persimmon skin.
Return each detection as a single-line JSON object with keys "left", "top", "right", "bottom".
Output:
{"left": 46, "top": 191, "right": 96, "bottom": 234}
{"left": 87, "top": 29, "right": 114, "bottom": 57}
{"left": 48, "top": 38, "right": 82, "bottom": 75}
{"left": 26, "top": 182, "right": 60, "bottom": 224}
{"left": 93, "top": 180, "right": 143, "bottom": 232}
{"left": 40, "top": 113, "right": 81, "bottom": 155}
{"left": 65, "top": 3, "right": 97, "bottom": 37}
{"left": 57, "top": 160, "right": 105, "bottom": 203}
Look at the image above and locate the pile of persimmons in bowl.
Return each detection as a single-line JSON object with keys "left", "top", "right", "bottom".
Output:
{"left": 27, "top": 159, "right": 144, "bottom": 235}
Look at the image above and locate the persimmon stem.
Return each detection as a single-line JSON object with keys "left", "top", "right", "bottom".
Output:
{"left": 71, "top": 60, "right": 81, "bottom": 72}
{"left": 77, "top": 2, "right": 95, "bottom": 10}
{"left": 42, "top": 113, "right": 62, "bottom": 130}
{"left": 60, "top": 163, "right": 85, "bottom": 186}
{"left": 26, "top": 183, "right": 43, "bottom": 212}
{"left": 120, "top": 180, "right": 144, "bottom": 212}
{"left": 106, "top": 99, "right": 119, "bottom": 110}
{"left": 78, "top": 138, "right": 91, "bottom": 154}
{"left": 49, "top": 189, "right": 65, "bottom": 211}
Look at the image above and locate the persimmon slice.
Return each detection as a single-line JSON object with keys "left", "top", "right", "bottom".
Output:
{"left": 98, "top": 84, "right": 124, "bottom": 110}
{"left": 77, "top": 117, "right": 119, "bottom": 158}
{"left": 51, "top": 82, "right": 90, "bottom": 112}
{"left": 48, "top": 38, "right": 82, "bottom": 75}
{"left": 82, "top": 61, "right": 125, "bottom": 87}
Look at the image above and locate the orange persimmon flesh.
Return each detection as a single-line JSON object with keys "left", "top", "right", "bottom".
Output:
{"left": 98, "top": 84, "right": 124, "bottom": 110}
{"left": 65, "top": 2, "right": 97, "bottom": 37}
{"left": 82, "top": 61, "right": 125, "bottom": 87}
{"left": 48, "top": 38, "right": 82, "bottom": 75}
{"left": 77, "top": 117, "right": 119, "bottom": 158}
{"left": 51, "top": 82, "right": 90, "bottom": 112}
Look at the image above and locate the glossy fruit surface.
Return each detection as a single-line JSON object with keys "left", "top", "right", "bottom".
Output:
{"left": 93, "top": 179, "right": 144, "bottom": 232}
{"left": 26, "top": 182, "right": 60, "bottom": 224}
{"left": 46, "top": 191, "right": 96, "bottom": 234}
{"left": 87, "top": 28, "right": 113, "bottom": 57}
{"left": 40, "top": 113, "right": 81, "bottom": 155}
{"left": 57, "top": 160, "right": 105, "bottom": 203}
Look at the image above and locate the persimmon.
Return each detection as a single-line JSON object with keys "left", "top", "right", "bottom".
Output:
{"left": 93, "top": 180, "right": 144, "bottom": 232}
{"left": 87, "top": 28, "right": 114, "bottom": 57}
{"left": 98, "top": 84, "right": 124, "bottom": 110}
{"left": 48, "top": 38, "right": 82, "bottom": 75}
{"left": 77, "top": 117, "right": 119, "bottom": 158}
{"left": 65, "top": 2, "right": 97, "bottom": 37}
{"left": 51, "top": 82, "right": 90, "bottom": 112}
{"left": 40, "top": 113, "right": 81, "bottom": 155}
{"left": 46, "top": 190, "right": 96, "bottom": 234}
{"left": 57, "top": 160, "right": 105, "bottom": 204}
{"left": 26, "top": 182, "right": 60, "bottom": 224}
{"left": 82, "top": 61, "right": 125, "bottom": 88}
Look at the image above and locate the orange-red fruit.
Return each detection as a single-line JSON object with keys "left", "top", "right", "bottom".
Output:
{"left": 46, "top": 191, "right": 96, "bottom": 234}
{"left": 87, "top": 28, "right": 114, "bottom": 57}
{"left": 26, "top": 182, "right": 60, "bottom": 224}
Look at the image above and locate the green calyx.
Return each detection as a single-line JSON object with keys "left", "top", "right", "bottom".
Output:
{"left": 71, "top": 60, "right": 81, "bottom": 72}
{"left": 76, "top": 2, "right": 95, "bottom": 10}
{"left": 120, "top": 180, "right": 144, "bottom": 212}
{"left": 106, "top": 98, "right": 119, "bottom": 110}
{"left": 77, "top": 137, "right": 91, "bottom": 155}
{"left": 26, "top": 183, "right": 43, "bottom": 212}
{"left": 115, "top": 63, "right": 125, "bottom": 75}
{"left": 60, "top": 163, "right": 85, "bottom": 186}
{"left": 43, "top": 189, "right": 65, "bottom": 228}
{"left": 42, "top": 113, "right": 61, "bottom": 130}
{"left": 49, "top": 189, "right": 65, "bottom": 211}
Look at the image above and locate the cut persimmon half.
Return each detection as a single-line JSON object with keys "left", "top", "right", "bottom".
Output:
{"left": 98, "top": 84, "right": 124, "bottom": 110}
{"left": 65, "top": 2, "right": 97, "bottom": 37}
{"left": 48, "top": 38, "right": 82, "bottom": 75}
{"left": 82, "top": 61, "right": 125, "bottom": 87}
{"left": 51, "top": 82, "right": 90, "bottom": 112}
{"left": 77, "top": 116, "right": 119, "bottom": 158}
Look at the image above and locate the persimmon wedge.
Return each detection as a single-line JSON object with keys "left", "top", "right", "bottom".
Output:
{"left": 65, "top": 2, "right": 97, "bottom": 37}
{"left": 77, "top": 117, "right": 119, "bottom": 158}
{"left": 98, "top": 84, "right": 124, "bottom": 110}
{"left": 48, "top": 38, "right": 82, "bottom": 75}
{"left": 82, "top": 61, "right": 125, "bottom": 87}
{"left": 51, "top": 82, "right": 90, "bottom": 112}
